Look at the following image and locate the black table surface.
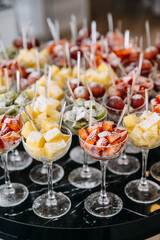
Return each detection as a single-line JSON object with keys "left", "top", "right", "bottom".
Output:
{"left": 0, "top": 135, "right": 160, "bottom": 240}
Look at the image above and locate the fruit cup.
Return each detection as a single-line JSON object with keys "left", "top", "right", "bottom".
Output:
{"left": 0, "top": 109, "right": 28, "bottom": 207}
{"left": 22, "top": 126, "right": 72, "bottom": 219}
{"left": 105, "top": 95, "right": 145, "bottom": 175}
{"left": 79, "top": 122, "right": 128, "bottom": 217}
{"left": 63, "top": 100, "right": 107, "bottom": 189}
{"left": 124, "top": 111, "right": 160, "bottom": 203}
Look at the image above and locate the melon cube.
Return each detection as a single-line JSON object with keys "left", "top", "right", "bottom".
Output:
{"left": 49, "top": 86, "right": 64, "bottom": 100}
{"left": 51, "top": 65, "right": 60, "bottom": 77}
{"left": 22, "top": 105, "right": 37, "bottom": 122}
{"left": 26, "top": 131, "right": 45, "bottom": 148}
{"left": 22, "top": 121, "right": 36, "bottom": 139}
{"left": 44, "top": 139, "right": 67, "bottom": 158}
{"left": 50, "top": 111, "right": 60, "bottom": 122}
{"left": 44, "top": 105, "right": 56, "bottom": 117}
{"left": 44, "top": 127, "right": 61, "bottom": 142}
{"left": 123, "top": 114, "right": 137, "bottom": 130}
{"left": 41, "top": 118, "right": 58, "bottom": 132}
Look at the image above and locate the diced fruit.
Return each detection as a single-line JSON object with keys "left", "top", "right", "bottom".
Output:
{"left": 106, "top": 144, "right": 121, "bottom": 157}
{"left": 22, "top": 105, "right": 37, "bottom": 122}
{"left": 84, "top": 129, "right": 98, "bottom": 150}
{"left": 26, "top": 131, "right": 45, "bottom": 148}
{"left": 44, "top": 139, "right": 67, "bottom": 159}
{"left": 87, "top": 126, "right": 100, "bottom": 134}
{"left": 5, "top": 119, "right": 20, "bottom": 131}
{"left": 44, "top": 127, "right": 61, "bottom": 142}
{"left": 107, "top": 96, "right": 125, "bottom": 110}
{"left": 102, "top": 121, "right": 114, "bottom": 131}
{"left": 98, "top": 131, "right": 111, "bottom": 138}
{"left": 0, "top": 114, "right": 6, "bottom": 123}
{"left": 62, "top": 134, "right": 70, "bottom": 142}
{"left": 22, "top": 121, "right": 36, "bottom": 139}
{"left": 41, "top": 118, "right": 58, "bottom": 132}
{"left": 92, "top": 122, "right": 103, "bottom": 131}
{"left": 123, "top": 114, "right": 137, "bottom": 130}
{"left": 0, "top": 138, "right": 5, "bottom": 150}
{"left": 78, "top": 129, "right": 88, "bottom": 140}
{"left": 107, "top": 133, "right": 121, "bottom": 144}
{"left": 16, "top": 114, "right": 22, "bottom": 128}
{"left": 119, "top": 130, "right": 128, "bottom": 142}
{"left": 96, "top": 138, "right": 108, "bottom": 151}
{"left": 2, "top": 132, "right": 12, "bottom": 142}
{"left": 1, "top": 123, "right": 11, "bottom": 135}
{"left": 0, "top": 122, "right": 2, "bottom": 130}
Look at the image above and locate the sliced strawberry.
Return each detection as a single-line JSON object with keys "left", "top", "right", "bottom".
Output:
{"left": 2, "top": 131, "right": 12, "bottom": 142}
{"left": 0, "top": 122, "right": 2, "bottom": 130}
{"left": 119, "top": 130, "right": 128, "bottom": 142}
{"left": 98, "top": 131, "right": 111, "bottom": 138}
{"left": 5, "top": 119, "right": 20, "bottom": 131}
{"left": 84, "top": 129, "right": 98, "bottom": 150}
{"left": 102, "top": 121, "right": 114, "bottom": 131}
{"left": 78, "top": 129, "right": 88, "bottom": 140}
{"left": 156, "top": 95, "right": 160, "bottom": 103}
{"left": 105, "top": 144, "right": 121, "bottom": 157}
{"left": 92, "top": 122, "right": 103, "bottom": 131}
{"left": 133, "top": 85, "right": 140, "bottom": 92}
{"left": 107, "top": 133, "right": 121, "bottom": 144}
{"left": 116, "top": 127, "right": 126, "bottom": 133}
{"left": 1, "top": 123, "right": 11, "bottom": 135}
{"left": 87, "top": 125, "right": 100, "bottom": 134}
{"left": 96, "top": 137, "right": 108, "bottom": 151}
{"left": 10, "top": 132, "right": 21, "bottom": 141}
{"left": 0, "top": 137, "right": 5, "bottom": 150}
{"left": 15, "top": 114, "right": 22, "bottom": 128}
{"left": 0, "top": 114, "right": 6, "bottom": 123}
{"left": 154, "top": 104, "right": 160, "bottom": 114}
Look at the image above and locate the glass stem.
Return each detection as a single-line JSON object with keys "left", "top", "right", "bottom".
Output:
{"left": 1, "top": 152, "right": 15, "bottom": 194}
{"left": 47, "top": 162, "right": 57, "bottom": 205}
{"left": 138, "top": 149, "right": 149, "bottom": 192}
{"left": 81, "top": 152, "right": 91, "bottom": 178}
{"left": 99, "top": 161, "right": 109, "bottom": 205}
{"left": 117, "top": 150, "right": 129, "bottom": 165}
{"left": 10, "top": 149, "right": 21, "bottom": 162}
{"left": 41, "top": 162, "right": 48, "bottom": 174}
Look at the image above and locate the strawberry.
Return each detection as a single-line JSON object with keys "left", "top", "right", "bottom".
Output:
{"left": 156, "top": 95, "right": 160, "bottom": 103}
{"left": 92, "top": 122, "right": 103, "bottom": 131}
{"left": 106, "top": 144, "right": 121, "bottom": 157}
{"left": 0, "top": 137, "right": 4, "bottom": 150}
{"left": 102, "top": 121, "right": 114, "bottom": 131}
{"left": 87, "top": 125, "right": 100, "bottom": 134}
{"left": 10, "top": 132, "right": 21, "bottom": 141}
{"left": 154, "top": 104, "right": 160, "bottom": 114}
{"left": 16, "top": 114, "right": 22, "bottom": 128}
{"left": 0, "top": 122, "right": 2, "bottom": 130}
{"left": 0, "top": 114, "right": 6, "bottom": 123}
{"left": 1, "top": 123, "right": 11, "bottom": 135}
{"left": 98, "top": 131, "right": 111, "bottom": 138}
{"left": 96, "top": 137, "right": 108, "bottom": 151}
{"left": 2, "top": 131, "right": 12, "bottom": 143}
{"left": 84, "top": 129, "right": 98, "bottom": 150}
{"left": 119, "top": 130, "right": 128, "bottom": 142}
{"left": 116, "top": 127, "right": 126, "bottom": 133}
{"left": 107, "top": 133, "right": 121, "bottom": 144}
{"left": 78, "top": 129, "right": 88, "bottom": 140}
{"left": 5, "top": 119, "right": 20, "bottom": 131}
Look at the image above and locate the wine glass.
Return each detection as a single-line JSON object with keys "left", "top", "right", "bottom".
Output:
{"left": 22, "top": 101, "right": 64, "bottom": 185}
{"left": 124, "top": 111, "right": 160, "bottom": 203}
{"left": 22, "top": 126, "right": 72, "bottom": 219}
{"left": 63, "top": 103, "right": 107, "bottom": 189}
{"left": 105, "top": 97, "right": 145, "bottom": 175}
{"left": 79, "top": 124, "right": 128, "bottom": 217}
{"left": 0, "top": 108, "right": 28, "bottom": 207}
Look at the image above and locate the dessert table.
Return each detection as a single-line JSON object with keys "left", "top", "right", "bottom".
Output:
{"left": 0, "top": 135, "right": 159, "bottom": 240}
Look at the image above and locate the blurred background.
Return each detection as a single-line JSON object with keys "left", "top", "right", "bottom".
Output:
{"left": 0, "top": 0, "right": 160, "bottom": 46}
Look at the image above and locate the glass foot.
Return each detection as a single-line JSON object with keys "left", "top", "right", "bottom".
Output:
{"left": 33, "top": 192, "right": 71, "bottom": 219}
{"left": 85, "top": 192, "right": 123, "bottom": 218}
{"left": 29, "top": 164, "right": 64, "bottom": 185}
{"left": 150, "top": 162, "right": 160, "bottom": 181}
{"left": 125, "top": 142, "right": 141, "bottom": 154}
{"left": 125, "top": 179, "right": 160, "bottom": 204}
{"left": 68, "top": 167, "right": 101, "bottom": 189}
{"left": 0, "top": 183, "right": 28, "bottom": 207}
{"left": 107, "top": 156, "right": 140, "bottom": 175}
{"left": 0, "top": 151, "right": 32, "bottom": 171}
{"left": 69, "top": 146, "right": 97, "bottom": 164}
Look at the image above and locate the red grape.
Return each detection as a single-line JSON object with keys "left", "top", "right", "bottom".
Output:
{"left": 90, "top": 82, "right": 105, "bottom": 98}
{"left": 131, "top": 94, "right": 144, "bottom": 109}
{"left": 70, "top": 78, "right": 82, "bottom": 91}
{"left": 108, "top": 85, "right": 124, "bottom": 98}
{"left": 107, "top": 96, "right": 125, "bottom": 110}
{"left": 74, "top": 86, "right": 90, "bottom": 100}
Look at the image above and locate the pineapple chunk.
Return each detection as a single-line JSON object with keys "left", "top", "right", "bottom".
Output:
{"left": 49, "top": 85, "right": 64, "bottom": 100}
{"left": 51, "top": 65, "right": 60, "bottom": 77}
{"left": 44, "top": 139, "right": 67, "bottom": 158}
{"left": 37, "top": 86, "right": 45, "bottom": 96}
{"left": 24, "top": 85, "right": 34, "bottom": 99}
{"left": 129, "top": 126, "right": 143, "bottom": 140}
{"left": 44, "top": 127, "right": 61, "bottom": 142}
{"left": 123, "top": 114, "right": 137, "bottom": 130}
{"left": 62, "top": 134, "right": 70, "bottom": 142}
{"left": 22, "top": 121, "right": 36, "bottom": 139}
{"left": 139, "top": 113, "right": 160, "bottom": 131}
{"left": 26, "top": 131, "right": 45, "bottom": 148}
{"left": 38, "top": 75, "right": 46, "bottom": 86}
{"left": 22, "top": 105, "right": 37, "bottom": 122}
{"left": 58, "top": 68, "right": 71, "bottom": 79}
{"left": 35, "top": 112, "right": 47, "bottom": 126}
{"left": 41, "top": 118, "right": 58, "bottom": 132}
{"left": 26, "top": 145, "right": 47, "bottom": 158}
{"left": 44, "top": 105, "right": 56, "bottom": 117}
{"left": 48, "top": 98, "right": 61, "bottom": 110}
{"left": 72, "top": 66, "right": 84, "bottom": 78}
{"left": 97, "top": 62, "right": 109, "bottom": 73}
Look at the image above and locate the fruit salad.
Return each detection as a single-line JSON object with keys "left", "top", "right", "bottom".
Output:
{"left": 151, "top": 95, "right": 160, "bottom": 114}
{"left": 63, "top": 99, "right": 107, "bottom": 134}
{"left": 22, "top": 122, "right": 71, "bottom": 162}
{"left": 124, "top": 111, "right": 160, "bottom": 148}
{"left": 78, "top": 121, "right": 128, "bottom": 160}
{"left": 0, "top": 114, "right": 22, "bottom": 152}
